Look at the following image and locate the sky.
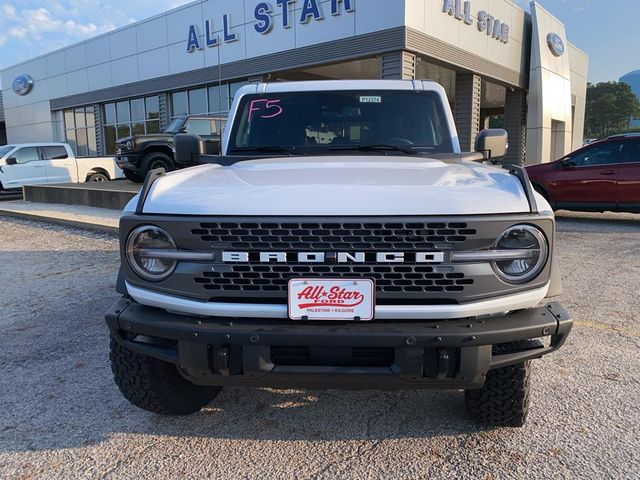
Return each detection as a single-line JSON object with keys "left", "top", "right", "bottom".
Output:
{"left": 0, "top": 0, "right": 636, "bottom": 84}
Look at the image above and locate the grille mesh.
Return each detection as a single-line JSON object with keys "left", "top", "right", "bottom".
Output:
{"left": 192, "top": 222, "right": 477, "bottom": 250}
{"left": 194, "top": 265, "right": 473, "bottom": 294}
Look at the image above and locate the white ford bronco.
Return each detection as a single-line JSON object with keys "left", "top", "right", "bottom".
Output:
{"left": 106, "top": 80, "right": 572, "bottom": 427}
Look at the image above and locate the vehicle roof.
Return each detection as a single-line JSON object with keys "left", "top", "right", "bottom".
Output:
{"left": 244, "top": 79, "right": 447, "bottom": 95}
{"left": 1, "top": 142, "right": 70, "bottom": 148}
{"left": 606, "top": 132, "right": 640, "bottom": 139}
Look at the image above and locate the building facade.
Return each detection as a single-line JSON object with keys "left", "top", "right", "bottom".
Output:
{"left": 0, "top": 0, "right": 588, "bottom": 164}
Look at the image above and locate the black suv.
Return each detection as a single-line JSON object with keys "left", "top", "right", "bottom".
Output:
{"left": 115, "top": 115, "right": 225, "bottom": 182}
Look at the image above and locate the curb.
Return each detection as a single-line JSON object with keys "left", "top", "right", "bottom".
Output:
{"left": 0, "top": 209, "right": 118, "bottom": 235}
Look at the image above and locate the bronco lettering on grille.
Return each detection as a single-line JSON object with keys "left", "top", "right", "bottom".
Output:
{"left": 221, "top": 252, "right": 445, "bottom": 264}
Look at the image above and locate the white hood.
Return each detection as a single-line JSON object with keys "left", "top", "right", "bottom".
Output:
{"left": 139, "top": 156, "right": 530, "bottom": 216}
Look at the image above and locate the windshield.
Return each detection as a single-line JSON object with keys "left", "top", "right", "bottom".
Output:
{"left": 0, "top": 145, "right": 15, "bottom": 158}
{"left": 165, "top": 117, "right": 186, "bottom": 134}
{"left": 228, "top": 90, "right": 454, "bottom": 155}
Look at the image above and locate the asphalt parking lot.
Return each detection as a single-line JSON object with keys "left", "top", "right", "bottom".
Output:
{"left": 0, "top": 214, "right": 638, "bottom": 479}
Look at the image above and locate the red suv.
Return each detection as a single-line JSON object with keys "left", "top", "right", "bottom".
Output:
{"left": 526, "top": 134, "right": 640, "bottom": 213}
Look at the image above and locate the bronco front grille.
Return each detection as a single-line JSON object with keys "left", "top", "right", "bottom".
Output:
{"left": 191, "top": 222, "right": 477, "bottom": 250}
{"left": 121, "top": 215, "right": 554, "bottom": 305}
{"left": 189, "top": 221, "right": 478, "bottom": 301}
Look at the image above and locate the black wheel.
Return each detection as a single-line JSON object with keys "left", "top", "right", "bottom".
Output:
{"left": 123, "top": 170, "right": 144, "bottom": 183}
{"left": 140, "top": 152, "right": 174, "bottom": 178}
{"left": 109, "top": 337, "right": 221, "bottom": 415}
{"left": 465, "top": 361, "right": 531, "bottom": 427}
{"left": 86, "top": 172, "right": 109, "bottom": 183}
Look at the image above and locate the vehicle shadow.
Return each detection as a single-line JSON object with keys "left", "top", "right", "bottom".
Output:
{"left": 0, "top": 243, "right": 493, "bottom": 455}
{"left": 1, "top": 378, "right": 491, "bottom": 454}
{"left": 0, "top": 299, "right": 493, "bottom": 454}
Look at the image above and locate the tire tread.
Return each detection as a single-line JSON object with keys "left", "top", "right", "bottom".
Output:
{"left": 465, "top": 361, "right": 531, "bottom": 427}
{"left": 109, "top": 337, "right": 220, "bottom": 415}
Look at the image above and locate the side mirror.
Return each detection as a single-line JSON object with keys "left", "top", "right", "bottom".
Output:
{"left": 5, "top": 157, "right": 17, "bottom": 165}
{"left": 174, "top": 134, "right": 209, "bottom": 165}
{"left": 475, "top": 128, "right": 508, "bottom": 161}
{"left": 203, "top": 139, "right": 221, "bottom": 155}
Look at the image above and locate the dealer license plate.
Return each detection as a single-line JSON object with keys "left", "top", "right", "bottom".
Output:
{"left": 288, "top": 278, "right": 375, "bottom": 321}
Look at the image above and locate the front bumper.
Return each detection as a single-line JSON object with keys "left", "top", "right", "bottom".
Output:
{"left": 106, "top": 298, "right": 572, "bottom": 390}
{"left": 116, "top": 153, "right": 142, "bottom": 170}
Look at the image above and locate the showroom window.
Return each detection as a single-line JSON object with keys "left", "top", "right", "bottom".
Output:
{"left": 103, "top": 96, "right": 160, "bottom": 155}
{"left": 170, "top": 80, "right": 248, "bottom": 119}
{"left": 63, "top": 106, "right": 97, "bottom": 157}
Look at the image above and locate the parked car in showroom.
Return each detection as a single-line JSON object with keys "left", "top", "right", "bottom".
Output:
{"left": 0, "top": 142, "right": 123, "bottom": 191}
{"left": 526, "top": 133, "right": 640, "bottom": 213}
{"left": 115, "top": 115, "right": 225, "bottom": 182}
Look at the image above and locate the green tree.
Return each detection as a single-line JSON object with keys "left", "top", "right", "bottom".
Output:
{"left": 585, "top": 82, "right": 640, "bottom": 138}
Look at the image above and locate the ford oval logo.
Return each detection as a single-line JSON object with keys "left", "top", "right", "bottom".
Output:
{"left": 547, "top": 33, "right": 565, "bottom": 57}
{"left": 12, "top": 74, "right": 34, "bottom": 96}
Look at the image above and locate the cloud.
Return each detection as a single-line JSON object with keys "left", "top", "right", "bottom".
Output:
{"left": 5, "top": 7, "right": 101, "bottom": 41}
{"left": 0, "top": 1, "right": 191, "bottom": 70}
{"left": 8, "top": 26, "right": 28, "bottom": 39}
{"left": 0, "top": 4, "right": 17, "bottom": 19}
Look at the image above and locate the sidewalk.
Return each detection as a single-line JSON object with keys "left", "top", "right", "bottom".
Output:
{"left": 0, "top": 200, "right": 119, "bottom": 233}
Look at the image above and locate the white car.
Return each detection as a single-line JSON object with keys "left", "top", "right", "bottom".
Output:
{"left": 0, "top": 142, "right": 123, "bottom": 191}
{"left": 107, "top": 80, "right": 572, "bottom": 427}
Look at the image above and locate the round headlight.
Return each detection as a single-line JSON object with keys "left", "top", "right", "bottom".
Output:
{"left": 492, "top": 225, "right": 548, "bottom": 284}
{"left": 126, "top": 226, "right": 177, "bottom": 281}
{"left": 125, "top": 140, "right": 134, "bottom": 150}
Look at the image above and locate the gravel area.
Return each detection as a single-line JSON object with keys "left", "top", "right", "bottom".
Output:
{"left": 0, "top": 215, "right": 638, "bottom": 479}
{"left": 0, "top": 201, "right": 120, "bottom": 231}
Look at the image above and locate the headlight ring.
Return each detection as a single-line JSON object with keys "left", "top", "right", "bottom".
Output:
{"left": 491, "top": 225, "right": 548, "bottom": 284}
{"left": 125, "top": 225, "right": 177, "bottom": 281}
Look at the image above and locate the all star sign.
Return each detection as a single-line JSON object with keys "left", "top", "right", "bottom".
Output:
{"left": 442, "top": 0, "right": 510, "bottom": 44}
{"left": 187, "top": 0, "right": 354, "bottom": 53}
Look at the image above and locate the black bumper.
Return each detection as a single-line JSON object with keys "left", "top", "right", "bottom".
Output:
{"left": 106, "top": 298, "right": 572, "bottom": 390}
{"left": 116, "top": 153, "right": 142, "bottom": 170}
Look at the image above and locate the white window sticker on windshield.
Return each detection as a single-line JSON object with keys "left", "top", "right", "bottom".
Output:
{"left": 359, "top": 96, "right": 382, "bottom": 103}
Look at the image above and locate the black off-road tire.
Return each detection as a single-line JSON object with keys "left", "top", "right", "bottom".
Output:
{"left": 109, "top": 337, "right": 221, "bottom": 415}
{"left": 123, "top": 169, "right": 144, "bottom": 183}
{"left": 465, "top": 361, "right": 531, "bottom": 427}
{"left": 140, "top": 152, "right": 174, "bottom": 178}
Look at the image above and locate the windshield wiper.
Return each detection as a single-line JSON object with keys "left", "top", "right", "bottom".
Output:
{"left": 328, "top": 144, "right": 418, "bottom": 155}
{"left": 228, "top": 146, "right": 307, "bottom": 156}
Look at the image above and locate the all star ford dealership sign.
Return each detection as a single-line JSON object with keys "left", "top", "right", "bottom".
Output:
{"left": 187, "top": 0, "right": 354, "bottom": 53}
{"left": 442, "top": 0, "right": 510, "bottom": 44}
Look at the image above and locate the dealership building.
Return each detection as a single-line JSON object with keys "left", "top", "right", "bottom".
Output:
{"left": 0, "top": 0, "right": 588, "bottom": 165}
